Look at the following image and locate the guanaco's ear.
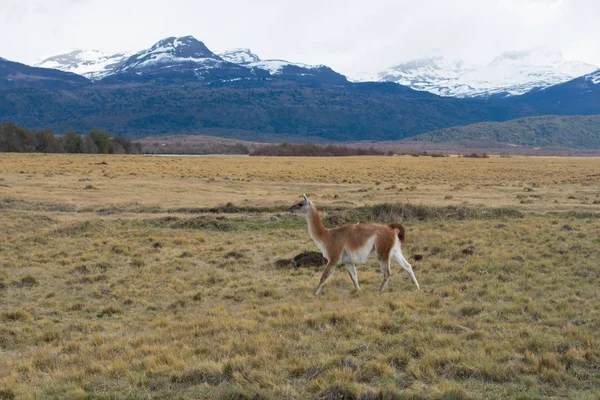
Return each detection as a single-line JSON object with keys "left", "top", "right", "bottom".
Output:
{"left": 302, "top": 194, "right": 309, "bottom": 202}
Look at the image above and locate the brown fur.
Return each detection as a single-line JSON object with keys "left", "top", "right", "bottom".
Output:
{"left": 387, "top": 222, "right": 406, "bottom": 243}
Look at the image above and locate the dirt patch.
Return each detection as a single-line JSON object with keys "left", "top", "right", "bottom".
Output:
{"left": 461, "top": 247, "right": 475, "bottom": 256}
{"left": 275, "top": 251, "right": 327, "bottom": 269}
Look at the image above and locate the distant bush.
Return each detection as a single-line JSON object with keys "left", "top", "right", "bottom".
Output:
{"left": 0, "top": 122, "right": 142, "bottom": 154}
{"left": 62, "top": 131, "right": 84, "bottom": 153}
{"left": 250, "top": 142, "right": 385, "bottom": 156}
{"left": 462, "top": 152, "right": 489, "bottom": 158}
{"left": 89, "top": 129, "right": 110, "bottom": 153}
{"left": 400, "top": 151, "right": 447, "bottom": 157}
{"left": 0, "top": 121, "right": 35, "bottom": 152}
{"left": 35, "top": 129, "right": 62, "bottom": 153}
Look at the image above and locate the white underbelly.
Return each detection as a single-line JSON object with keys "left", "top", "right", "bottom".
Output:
{"left": 341, "top": 236, "right": 376, "bottom": 264}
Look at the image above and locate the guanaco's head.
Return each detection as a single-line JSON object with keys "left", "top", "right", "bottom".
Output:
{"left": 290, "top": 194, "right": 312, "bottom": 214}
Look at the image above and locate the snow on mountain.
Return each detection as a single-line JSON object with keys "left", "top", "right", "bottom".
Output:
{"left": 217, "top": 48, "right": 346, "bottom": 83}
{"left": 218, "top": 48, "right": 260, "bottom": 64}
{"left": 35, "top": 49, "right": 131, "bottom": 80}
{"left": 246, "top": 59, "right": 320, "bottom": 75}
{"left": 246, "top": 60, "right": 347, "bottom": 84}
{"left": 378, "top": 47, "right": 598, "bottom": 98}
{"left": 219, "top": 48, "right": 326, "bottom": 75}
{"left": 378, "top": 56, "right": 469, "bottom": 97}
{"left": 30, "top": 36, "right": 347, "bottom": 84}
{"left": 585, "top": 69, "right": 600, "bottom": 85}
{"left": 115, "top": 36, "right": 224, "bottom": 73}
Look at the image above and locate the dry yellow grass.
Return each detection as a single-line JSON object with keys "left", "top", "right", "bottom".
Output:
{"left": 0, "top": 153, "right": 599, "bottom": 212}
{"left": 1, "top": 154, "right": 599, "bottom": 399}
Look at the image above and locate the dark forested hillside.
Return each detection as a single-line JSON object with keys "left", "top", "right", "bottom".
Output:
{"left": 0, "top": 58, "right": 90, "bottom": 90}
{"left": 408, "top": 114, "right": 600, "bottom": 148}
{"left": 502, "top": 70, "right": 600, "bottom": 116}
{"left": 0, "top": 81, "right": 537, "bottom": 141}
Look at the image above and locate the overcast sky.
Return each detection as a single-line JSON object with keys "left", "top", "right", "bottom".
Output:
{"left": 1, "top": 0, "right": 598, "bottom": 79}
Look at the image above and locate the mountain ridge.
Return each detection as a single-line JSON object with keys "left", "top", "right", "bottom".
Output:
{"left": 507, "top": 68, "right": 600, "bottom": 115}
{"left": 0, "top": 79, "right": 538, "bottom": 142}
{"left": 378, "top": 47, "right": 598, "bottom": 98}
{"left": 33, "top": 36, "right": 348, "bottom": 85}
{"left": 1, "top": 57, "right": 90, "bottom": 90}
{"left": 407, "top": 114, "right": 600, "bottom": 148}
{"left": 2, "top": 37, "right": 600, "bottom": 146}
{"left": 35, "top": 49, "right": 132, "bottom": 80}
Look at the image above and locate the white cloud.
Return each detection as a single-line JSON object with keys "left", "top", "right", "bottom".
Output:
{"left": 1, "top": 0, "right": 598, "bottom": 80}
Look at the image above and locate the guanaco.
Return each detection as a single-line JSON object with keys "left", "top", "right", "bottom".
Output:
{"left": 290, "top": 194, "right": 419, "bottom": 295}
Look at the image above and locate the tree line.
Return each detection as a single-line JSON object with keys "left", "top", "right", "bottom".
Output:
{"left": 250, "top": 142, "right": 387, "bottom": 156}
{"left": 0, "top": 122, "right": 142, "bottom": 154}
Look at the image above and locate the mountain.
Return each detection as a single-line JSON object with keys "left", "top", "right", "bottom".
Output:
{"left": 100, "top": 36, "right": 266, "bottom": 83}
{"left": 0, "top": 57, "right": 90, "bottom": 90}
{"left": 508, "top": 69, "right": 600, "bottom": 115}
{"left": 219, "top": 48, "right": 260, "bottom": 64}
{"left": 96, "top": 36, "right": 347, "bottom": 84}
{"left": 378, "top": 56, "right": 468, "bottom": 97}
{"left": 3, "top": 37, "right": 600, "bottom": 145}
{"left": 30, "top": 38, "right": 349, "bottom": 85}
{"left": 35, "top": 49, "right": 131, "bottom": 80}
{"left": 407, "top": 114, "right": 600, "bottom": 148}
{"left": 219, "top": 48, "right": 348, "bottom": 84}
{"left": 0, "top": 80, "right": 537, "bottom": 141}
{"left": 247, "top": 60, "right": 348, "bottom": 84}
{"left": 379, "top": 48, "right": 598, "bottom": 98}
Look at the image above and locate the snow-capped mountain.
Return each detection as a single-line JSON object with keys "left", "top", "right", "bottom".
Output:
{"left": 115, "top": 36, "right": 222, "bottom": 72}
{"left": 219, "top": 49, "right": 348, "bottom": 84}
{"left": 35, "top": 49, "right": 131, "bottom": 80}
{"left": 379, "top": 47, "right": 598, "bottom": 98}
{"left": 102, "top": 36, "right": 265, "bottom": 83}
{"left": 34, "top": 36, "right": 347, "bottom": 85}
{"left": 218, "top": 48, "right": 260, "bottom": 64}
{"left": 378, "top": 56, "right": 468, "bottom": 97}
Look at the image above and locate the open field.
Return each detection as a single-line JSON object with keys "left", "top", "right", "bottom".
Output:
{"left": 1, "top": 154, "right": 599, "bottom": 399}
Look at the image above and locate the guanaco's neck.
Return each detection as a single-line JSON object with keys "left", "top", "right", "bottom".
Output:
{"left": 306, "top": 204, "right": 327, "bottom": 242}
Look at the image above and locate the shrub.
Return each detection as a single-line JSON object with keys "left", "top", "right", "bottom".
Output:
{"left": 0, "top": 122, "right": 35, "bottom": 152}
{"left": 89, "top": 129, "right": 110, "bottom": 154}
{"left": 62, "top": 131, "right": 83, "bottom": 153}
{"left": 250, "top": 143, "right": 384, "bottom": 156}
{"left": 35, "top": 129, "right": 61, "bottom": 153}
{"left": 462, "top": 152, "right": 489, "bottom": 158}
{"left": 110, "top": 136, "right": 133, "bottom": 154}
{"left": 0, "top": 122, "right": 142, "bottom": 154}
{"left": 82, "top": 135, "right": 98, "bottom": 154}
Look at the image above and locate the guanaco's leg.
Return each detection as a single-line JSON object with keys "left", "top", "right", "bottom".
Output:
{"left": 379, "top": 258, "right": 392, "bottom": 291}
{"left": 314, "top": 260, "right": 338, "bottom": 295}
{"left": 392, "top": 246, "right": 419, "bottom": 289}
{"left": 345, "top": 263, "right": 360, "bottom": 291}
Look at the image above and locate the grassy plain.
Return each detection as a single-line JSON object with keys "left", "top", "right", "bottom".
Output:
{"left": 0, "top": 154, "right": 599, "bottom": 399}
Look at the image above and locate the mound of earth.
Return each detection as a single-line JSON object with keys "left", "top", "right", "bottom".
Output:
{"left": 275, "top": 251, "right": 327, "bottom": 269}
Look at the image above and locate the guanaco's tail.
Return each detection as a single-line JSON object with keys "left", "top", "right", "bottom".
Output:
{"left": 388, "top": 223, "right": 406, "bottom": 243}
